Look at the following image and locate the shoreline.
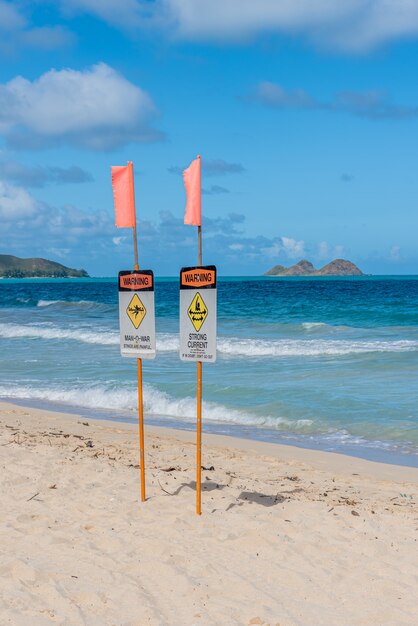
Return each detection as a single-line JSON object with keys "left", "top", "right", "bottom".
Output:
{"left": 1, "top": 399, "right": 417, "bottom": 624}
{"left": 3, "top": 395, "right": 418, "bottom": 470}
{"left": 2, "top": 399, "right": 417, "bottom": 482}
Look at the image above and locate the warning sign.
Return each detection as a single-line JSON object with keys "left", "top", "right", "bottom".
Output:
{"left": 127, "top": 293, "right": 146, "bottom": 329}
{"left": 188, "top": 292, "right": 208, "bottom": 331}
{"left": 118, "top": 270, "right": 156, "bottom": 359}
{"left": 180, "top": 265, "right": 217, "bottom": 362}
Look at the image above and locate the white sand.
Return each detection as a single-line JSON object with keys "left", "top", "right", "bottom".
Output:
{"left": 1, "top": 400, "right": 417, "bottom": 626}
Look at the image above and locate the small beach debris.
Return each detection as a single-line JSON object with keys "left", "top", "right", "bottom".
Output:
{"left": 351, "top": 510, "right": 360, "bottom": 516}
{"left": 27, "top": 492, "right": 40, "bottom": 502}
{"left": 161, "top": 466, "right": 179, "bottom": 472}
{"left": 85, "top": 440, "right": 94, "bottom": 448}
{"left": 285, "top": 475, "right": 299, "bottom": 481}
{"left": 48, "top": 484, "right": 57, "bottom": 489}
{"left": 339, "top": 497, "right": 357, "bottom": 506}
{"left": 202, "top": 465, "right": 215, "bottom": 471}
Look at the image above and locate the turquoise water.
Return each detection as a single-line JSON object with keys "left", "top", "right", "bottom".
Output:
{"left": 0, "top": 276, "right": 417, "bottom": 466}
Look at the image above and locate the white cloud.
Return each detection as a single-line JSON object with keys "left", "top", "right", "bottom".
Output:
{"left": 61, "top": 0, "right": 146, "bottom": 28}
{"left": 281, "top": 236, "right": 305, "bottom": 258}
{"left": 0, "top": 181, "right": 38, "bottom": 219}
{"left": 46, "top": 247, "right": 71, "bottom": 259}
{"left": 261, "top": 242, "right": 281, "bottom": 258}
{"left": 0, "top": 161, "right": 93, "bottom": 187}
{"left": 0, "top": 63, "right": 161, "bottom": 150}
{"left": 254, "top": 82, "right": 418, "bottom": 120}
{"left": 56, "top": 0, "right": 418, "bottom": 52}
{"left": 0, "top": 1, "right": 26, "bottom": 31}
{"left": 0, "top": 3, "right": 73, "bottom": 53}
{"left": 166, "top": 0, "right": 418, "bottom": 51}
{"left": 318, "top": 241, "right": 329, "bottom": 259}
{"left": 317, "top": 241, "right": 345, "bottom": 260}
{"left": 112, "top": 236, "right": 127, "bottom": 245}
{"left": 19, "top": 26, "right": 75, "bottom": 50}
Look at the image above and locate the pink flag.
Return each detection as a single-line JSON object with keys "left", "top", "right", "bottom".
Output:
{"left": 111, "top": 163, "right": 136, "bottom": 228}
{"left": 183, "top": 155, "right": 201, "bottom": 226}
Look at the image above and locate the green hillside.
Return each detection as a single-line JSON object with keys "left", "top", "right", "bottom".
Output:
{"left": 0, "top": 255, "right": 89, "bottom": 278}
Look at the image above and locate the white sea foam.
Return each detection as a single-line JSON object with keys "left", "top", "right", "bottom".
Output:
{"left": 302, "top": 322, "right": 328, "bottom": 330}
{"left": 37, "top": 300, "right": 60, "bottom": 307}
{"left": 0, "top": 322, "right": 118, "bottom": 345}
{"left": 1, "top": 322, "right": 417, "bottom": 356}
{"left": 216, "top": 337, "right": 418, "bottom": 357}
{"left": 156, "top": 333, "right": 180, "bottom": 352}
{"left": 2, "top": 383, "right": 417, "bottom": 455}
{"left": 0, "top": 382, "right": 311, "bottom": 430}
{"left": 36, "top": 299, "right": 110, "bottom": 308}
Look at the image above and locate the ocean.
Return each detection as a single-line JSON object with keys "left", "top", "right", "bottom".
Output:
{"left": 0, "top": 276, "right": 417, "bottom": 466}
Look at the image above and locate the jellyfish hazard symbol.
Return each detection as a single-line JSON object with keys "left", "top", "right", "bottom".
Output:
{"left": 118, "top": 270, "right": 156, "bottom": 359}
{"left": 180, "top": 265, "right": 217, "bottom": 362}
{"left": 127, "top": 293, "right": 147, "bottom": 329}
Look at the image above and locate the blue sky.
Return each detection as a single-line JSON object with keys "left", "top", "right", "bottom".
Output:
{"left": 1, "top": 1, "right": 418, "bottom": 276}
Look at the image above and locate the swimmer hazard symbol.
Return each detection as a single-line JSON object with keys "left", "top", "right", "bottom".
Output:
{"left": 180, "top": 265, "right": 217, "bottom": 362}
{"left": 188, "top": 292, "right": 207, "bottom": 331}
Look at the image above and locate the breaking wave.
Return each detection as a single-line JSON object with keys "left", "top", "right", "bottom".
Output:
{"left": 216, "top": 337, "right": 418, "bottom": 357}
{"left": 1, "top": 323, "right": 418, "bottom": 356}
{"left": 0, "top": 383, "right": 312, "bottom": 431}
{"left": 0, "top": 323, "right": 118, "bottom": 346}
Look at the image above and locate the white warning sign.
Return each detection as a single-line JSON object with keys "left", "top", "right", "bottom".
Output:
{"left": 118, "top": 270, "right": 156, "bottom": 359}
{"left": 179, "top": 265, "right": 217, "bottom": 362}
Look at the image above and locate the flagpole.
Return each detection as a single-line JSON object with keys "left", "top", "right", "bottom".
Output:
{"left": 196, "top": 225, "right": 203, "bottom": 515}
{"left": 128, "top": 160, "right": 145, "bottom": 503}
{"left": 128, "top": 161, "right": 139, "bottom": 271}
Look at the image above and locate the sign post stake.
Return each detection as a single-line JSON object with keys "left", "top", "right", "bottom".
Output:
{"left": 181, "top": 155, "right": 216, "bottom": 516}
{"left": 113, "top": 161, "right": 156, "bottom": 506}
{"left": 137, "top": 356, "right": 146, "bottom": 502}
{"left": 196, "top": 225, "right": 203, "bottom": 515}
{"left": 196, "top": 360, "right": 202, "bottom": 515}
{"left": 128, "top": 161, "right": 146, "bottom": 503}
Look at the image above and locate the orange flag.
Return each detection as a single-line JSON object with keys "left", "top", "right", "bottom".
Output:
{"left": 183, "top": 155, "right": 201, "bottom": 226}
{"left": 111, "top": 163, "right": 136, "bottom": 228}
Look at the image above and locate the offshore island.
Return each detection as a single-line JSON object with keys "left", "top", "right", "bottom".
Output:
{"left": 0, "top": 254, "right": 89, "bottom": 278}
{"left": 264, "top": 258, "right": 363, "bottom": 276}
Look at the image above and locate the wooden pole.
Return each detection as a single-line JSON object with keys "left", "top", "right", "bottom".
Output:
{"left": 137, "top": 357, "right": 146, "bottom": 502}
{"left": 196, "top": 225, "right": 203, "bottom": 515}
{"left": 196, "top": 361, "right": 202, "bottom": 515}
{"left": 129, "top": 161, "right": 139, "bottom": 270}
{"left": 133, "top": 226, "right": 139, "bottom": 270}
{"left": 128, "top": 160, "right": 145, "bottom": 502}
{"left": 197, "top": 225, "right": 202, "bottom": 267}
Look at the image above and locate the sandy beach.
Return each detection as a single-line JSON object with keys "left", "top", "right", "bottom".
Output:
{"left": 1, "top": 400, "right": 417, "bottom": 626}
